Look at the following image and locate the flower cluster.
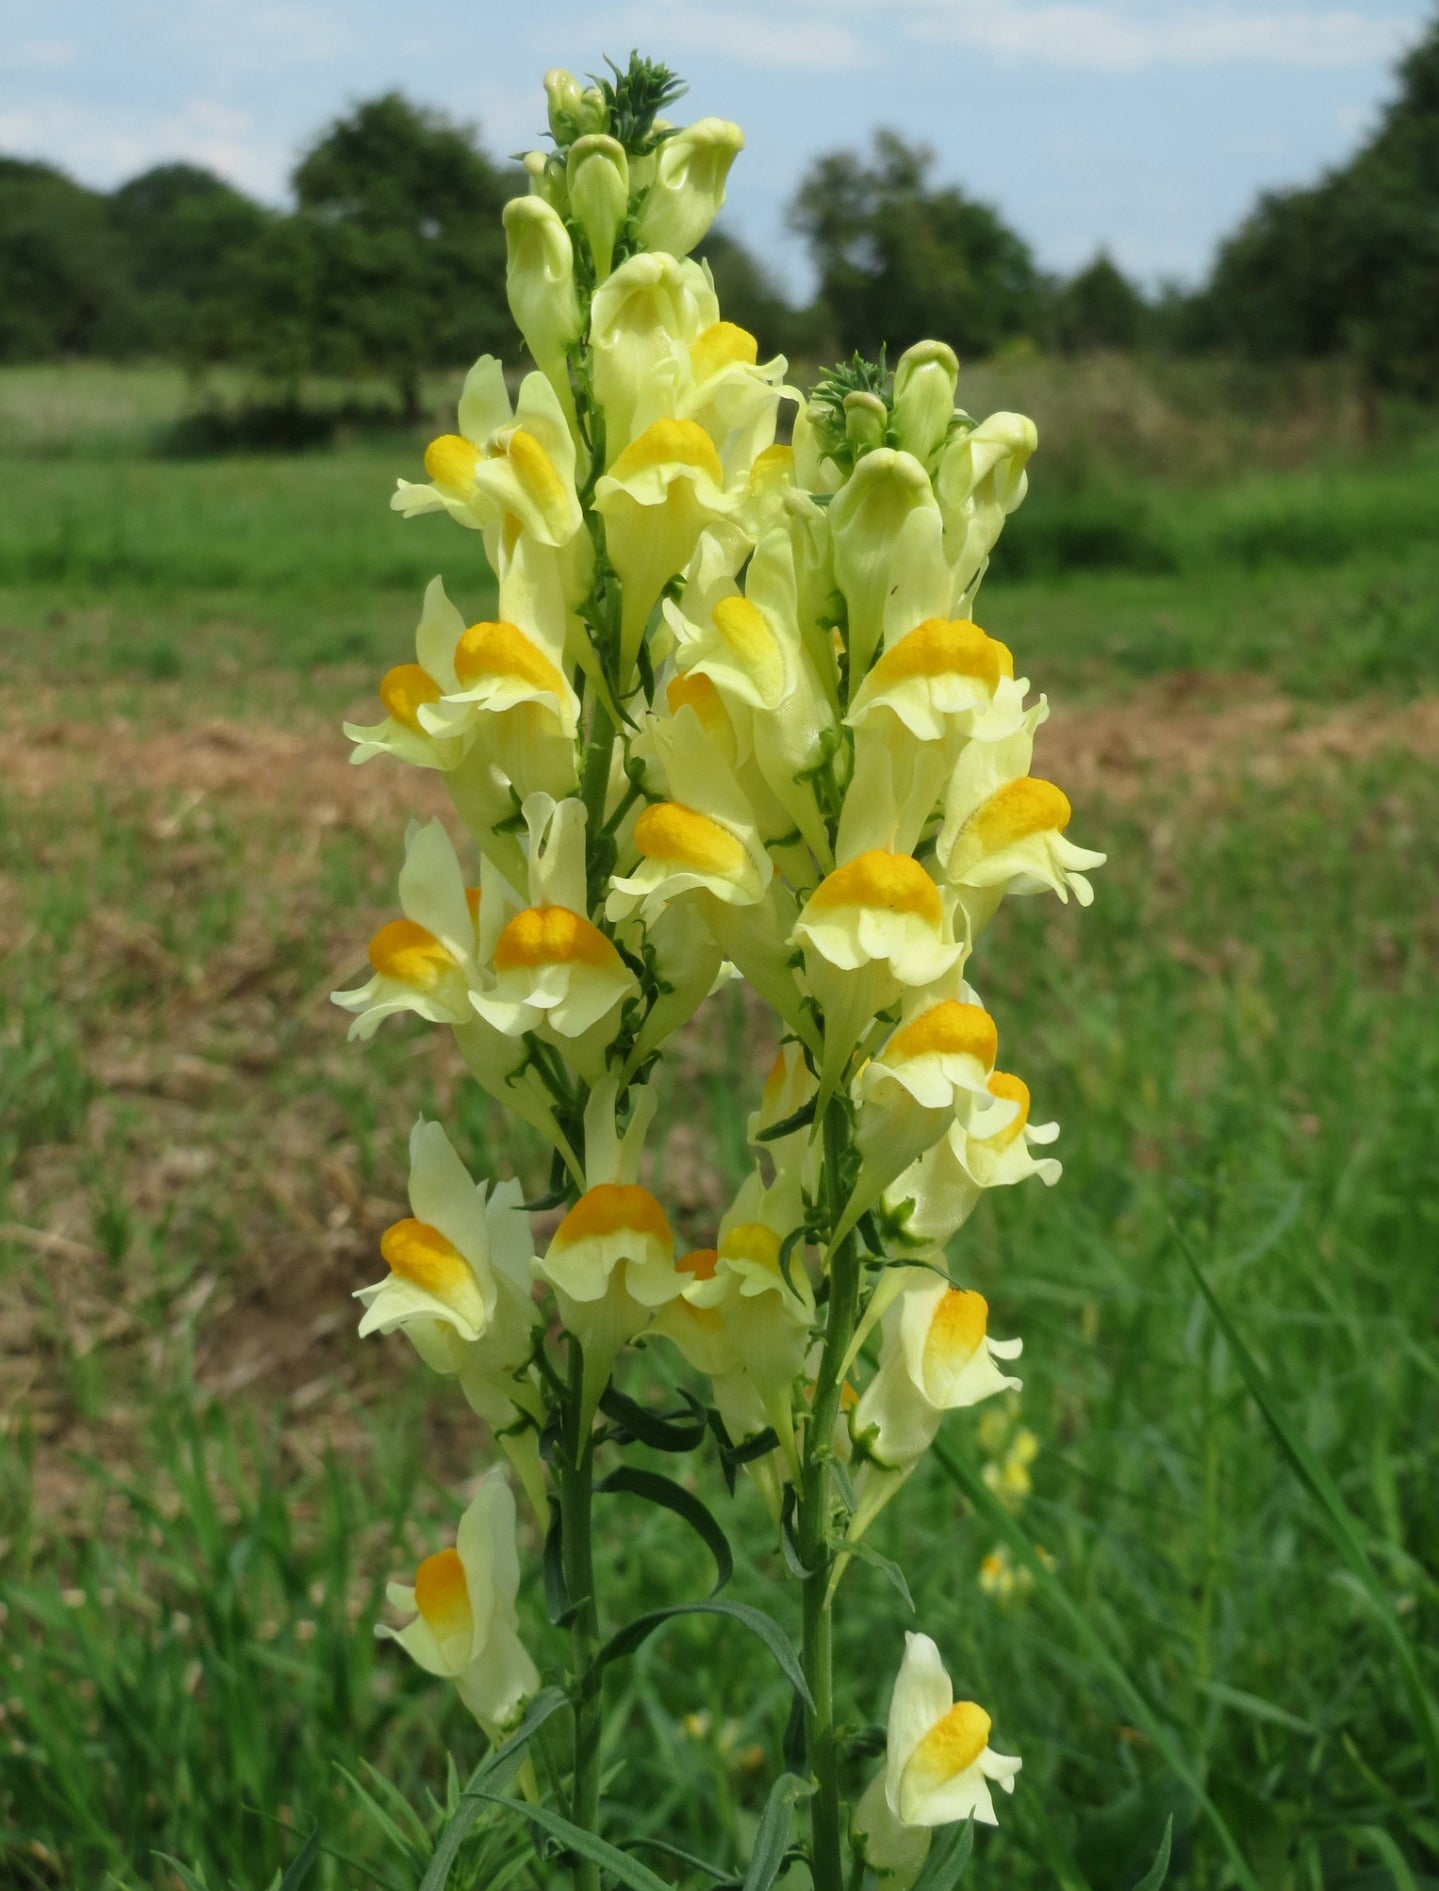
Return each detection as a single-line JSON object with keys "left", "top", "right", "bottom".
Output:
{"left": 330, "top": 54, "right": 1101, "bottom": 1888}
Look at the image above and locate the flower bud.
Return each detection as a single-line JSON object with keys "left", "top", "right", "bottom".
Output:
{"left": 503, "top": 196, "right": 582, "bottom": 415}
{"left": 893, "top": 341, "right": 959, "bottom": 468}
{"left": 844, "top": 390, "right": 889, "bottom": 458}
{"left": 543, "top": 68, "right": 583, "bottom": 139}
{"left": 635, "top": 117, "right": 745, "bottom": 258}
{"left": 568, "top": 133, "right": 630, "bottom": 280}
{"left": 522, "top": 149, "right": 568, "bottom": 215}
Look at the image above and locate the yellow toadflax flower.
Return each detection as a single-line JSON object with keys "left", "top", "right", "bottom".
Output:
{"left": 378, "top": 1472, "right": 540, "bottom": 1741}
{"left": 594, "top": 417, "right": 738, "bottom": 691}
{"left": 792, "top": 848, "right": 964, "bottom": 1106}
{"left": 391, "top": 355, "right": 582, "bottom": 559}
{"left": 536, "top": 1083, "right": 685, "bottom": 1432}
{"left": 331, "top": 818, "right": 483, "bottom": 1039}
{"left": 852, "top": 1632, "right": 1021, "bottom": 1890}
{"left": 589, "top": 251, "right": 720, "bottom": 461}
{"left": 887, "top": 1069, "right": 1062, "bottom": 1248}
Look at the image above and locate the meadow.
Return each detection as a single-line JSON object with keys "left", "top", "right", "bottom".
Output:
{"left": 0, "top": 362, "right": 1436, "bottom": 1891}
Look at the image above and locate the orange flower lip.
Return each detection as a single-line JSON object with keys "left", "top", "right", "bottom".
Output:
{"left": 453, "top": 621, "right": 567, "bottom": 695}
{"left": 493, "top": 906, "right": 619, "bottom": 972}
{"left": 808, "top": 850, "right": 943, "bottom": 924}
{"left": 885, "top": 1001, "right": 997, "bottom": 1069}
{"left": 870, "top": 618, "right": 1014, "bottom": 692}
{"left": 634, "top": 802, "right": 747, "bottom": 876}
{"left": 367, "top": 919, "right": 460, "bottom": 988}
{"left": 552, "top": 1182, "right": 673, "bottom": 1249}
{"left": 379, "top": 663, "right": 441, "bottom": 732}
{"left": 966, "top": 778, "right": 1072, "bottom": 849}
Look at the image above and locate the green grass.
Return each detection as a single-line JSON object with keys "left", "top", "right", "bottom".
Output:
{"left": 1, "top": 363, "right": 1436, "bottom": 1890}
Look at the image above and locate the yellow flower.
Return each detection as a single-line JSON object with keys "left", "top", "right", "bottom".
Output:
{"left": 391, "top": 355, "right": 582, "bottom": 558}
{"left": 594, "top": 417, "right": 737, "bottom": 691}
{"left": 536, "top": 1082, "right": 684, "bottom": 1431}
{"left": 331, "top": 819, "right": 482, "bottom": 1039}
{"left": 891, "top": 341, "right": 959, "bottom": 470}
{"left": 503, "top": 195, "right": 583, "bottom": 423}
{"left": 567, "top": 134, "right": 629, "bottom": 279}
{"left": 935, "top": 410, "right": 1038, "bottom": 609}
{"left": 887, "top": 1070, "right": 1062, "bottom": 1248}
{"left": 378, "top": 1473, "right": 540, "bottom": 1740}
{"left": 851, "top": 1632, "right": 1021, "bottom": 1890}
{"left": 589, "top": 252, "right": 718, "bottom": 461}
{"left": 937, "top": 706, "right": 1105, "bottom": 931}
{"left": 792, "top": 849, "right": 964, "bottom": 1104}
{"left": 828, "top": 448, "right": 945, "bottom": 688}
{"left": 634, "top": 117, "right": 745, "bottom": 258}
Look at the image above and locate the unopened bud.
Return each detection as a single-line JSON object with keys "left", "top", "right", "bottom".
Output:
{"left": 577, "top": 87, "right": 609, "bottom": 136}
{"left": 503, "top": 196, "right": 582, "bottom": 402}
{"left": 522, "top": 150, "right": 568, "bottom": 215}
{"left": 893, "top": 340, "right": 959, "bottom": 468}
{"left": 543, "top": 69, "right": 583, "bottom": 141}
{"left": 843, "top": 391, "right": 889, "bottom": 458}
{"left": 568, "top": 134, "right": 630, "bottom": 280}
{"left": 635, "top": 118, "right": 744, "bottom": 258}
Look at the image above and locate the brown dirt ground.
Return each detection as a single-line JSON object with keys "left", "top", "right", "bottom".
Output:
{"left": 3, "top": 676, "right": 1436, "bottom": 1532}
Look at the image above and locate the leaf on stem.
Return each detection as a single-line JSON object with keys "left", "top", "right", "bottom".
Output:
{"left": 594, "top": 1599, "right": 813, "bottom": 1708}
{"left": 598, "top": 1464, "right": 734, "bottom": 1592}
{"left": 911, "top": 1816, "right": 974, "bottom": 1890}
{"left": 600, "top": 1383, "right": 708, "bottom": 1452}
{"left": 741, "top": 1771, "right": 814, "bottom": 1891}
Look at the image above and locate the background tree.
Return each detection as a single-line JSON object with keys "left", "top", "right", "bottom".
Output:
{"left": 289, "top": 92, "right": 521, "bottom": 419}
{"left": 1052, "top": 250, "right": 1149, "bottom": 355}
{"left": 0, "top": 159, "right": 142, "bottom": 360}
{"left": 788, "top": 130, "right": 1043, "bottom": 359}
{"left": 110, "top": 164, "right": 273, "bottom": 367}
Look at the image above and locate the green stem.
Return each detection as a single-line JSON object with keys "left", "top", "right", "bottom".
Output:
{"left": 560, "top": 1339, "right": 602, "bottom": 1891}
{"left": 580, "top": 693, "right": 618, "bottom": 914}
{"left": 798, "top": 1098, "right": 865, "bottom": 1891}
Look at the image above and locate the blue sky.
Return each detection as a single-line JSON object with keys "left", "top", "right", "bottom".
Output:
{"left": 1, "top": 0, "right": 1430, "bottom": 295}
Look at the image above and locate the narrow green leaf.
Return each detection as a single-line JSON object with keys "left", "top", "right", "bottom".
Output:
{"left": 845, "top": 1538, "right": 916, "bottom": 1611}
{"left": 1340, "top": 1823, "right": 1423, "bottom": 1891}
{"left": 418, "top": 1686, "right": 570, "bottom": 1891}
{"left": 627, "top": 1835, "right": 735, "bottom": 1882}
{"left": 912, "top": 1816, "right": 975, "bottom": 1890}
{"left": 598, "top": 1465, "right": 734, "bottom": 1592}
{"left": 477, "top": 1796, "right": 675, "bottom": 1891}
{"left": 1177, "top": 1230, "right": 1439, "bottom": 1808}
{"left": 595, "top": 1600, "right": 813, "bottom": 1708}
{"left": 543, "top": 1495, "right": 574, "bottom": 1625}
{"left": 153, "top": 1860, "right": 212, "bottom": 1891}
{"left": 277, "top": 1826, "right": 323, "bottom": 1891}
{"left": 932, "top": 1439, "right": 1262, "bottom": 1891}
{"left": 1191, "top": 1678, "right": 1318, "bottom": 1736}
{"left": 742, "top": 1771, "right": 813, "bottom": 1891}
{"left": 1130, "top": 1816, "right": 1173, "bottom": 1891}
{"left": 600, "top": 1384, "right": 708, "bottom": 1451}
{"left": 757, "top": 1099, "right": 816, "bottom": 1142}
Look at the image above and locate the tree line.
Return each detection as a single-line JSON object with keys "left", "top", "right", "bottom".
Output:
{"left": 2, "top": 16, "right": 1436, "bottom": 409}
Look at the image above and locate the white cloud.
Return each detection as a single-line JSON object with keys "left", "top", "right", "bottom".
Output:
{"left": 883, "top": 2, "right": 1413, "bottom": 71}
{"left": 0, "top": 95, "right": 286, "bottom": 199}
{"left": 574, "top": 3, "right": 871, "bottom": 73}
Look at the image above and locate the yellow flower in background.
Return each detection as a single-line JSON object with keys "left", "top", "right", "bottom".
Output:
{"left": 391, "top": 355, "right": 582, "bottom": 554}
{"left": 331, "top": 818, "right": 482, "bottom": 1039}
{"left": 378, "top": 1472, "right": 540, "bottom": 1739}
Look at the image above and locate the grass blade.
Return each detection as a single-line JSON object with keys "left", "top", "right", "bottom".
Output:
{"left": 418, "top": 1685, "right": 570, "bottom": 1891}
{"left": 1177, "top": 1230, "right": 1439, "bottom": 1808}
{"left": 1130, "top": 1815, "right": 1173, "bottom": 1891}
{"left": 932, "top": 1438, "right": 1261, "bottom": 1891}
{"left": 277, "top": 1825, "right": 323, "bottom": 1890}
{"left": 477, "top": 1796, "right": 675, "bottom": 1891}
